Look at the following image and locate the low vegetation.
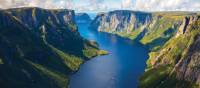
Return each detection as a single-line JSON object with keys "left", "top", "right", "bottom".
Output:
{"left": 49, "top": 45, "right": 83, "bottom": 71}
{"left": 139, "top": 66, "right": 172, "bottom": 88}
{"left": 140, "top": 17, "right": 200, "bottom": 88}
{"left": 0, "top": 58, "right": 3, "bottom": 64}
{"left": 83, "top": 46, "right": 108, "bottom": 59}
{"left": 0, "top": 7, "right": 107, "bottom": 88}
{"left": 140, "top": 16, "right": 182, "bottom": 48}
{"left": 27, "top": 60, "right": 69, "bottom": 88}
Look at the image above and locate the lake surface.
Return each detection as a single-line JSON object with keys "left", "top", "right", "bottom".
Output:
{"left": 69, "top": 22, "right": 149, "bottom": 88}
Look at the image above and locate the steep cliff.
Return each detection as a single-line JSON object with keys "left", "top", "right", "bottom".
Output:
{"left": 91, "top": 10, "right": 200, "bottom": 88}
{"left": 90, "top": 10, "right": 152, "bottom": 34}
{"left": 90, "top": 11, "right": 188, "bottom": 50}
{"left": 140, "top": 16, "right": 200, "bottom": 88}
{"left": 0, "top": 7, "right": 102, "bottom": 88}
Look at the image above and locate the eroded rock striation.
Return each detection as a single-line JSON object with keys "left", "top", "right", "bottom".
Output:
{"left": 90, "top": 11, "right": 188, "bottom": 48}
{"left": 90, "top": 10, "right": 152, "bottom": 33}
{"left": 90, "top": 10, "right": 200, "bottom": 88}
{"left": 141, "top": 16, "right": 200, "bottom": 88}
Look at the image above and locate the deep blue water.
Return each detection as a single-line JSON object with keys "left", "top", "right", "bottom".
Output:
{"left": 69, "top": 23, "right": 149, "bottom": 88}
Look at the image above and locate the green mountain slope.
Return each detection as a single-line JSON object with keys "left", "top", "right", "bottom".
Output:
{"left": 91, "top": 11, "right": 197, "bottom": 50}
{"left": 0, "top": 7, "right": 104, "bottom": 88}
{"left": 140, "top": 16, "right": 200, "bottom": 88}
{"left": 91, "top": 10, "right": 200, "bottom": 88}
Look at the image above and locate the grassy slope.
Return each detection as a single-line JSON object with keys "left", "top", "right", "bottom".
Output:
{"left": 139, "top": 17, "right": 200, "bottom": 88}
{"left": 0, "top": 8, "right": 105, "bottom": 88}
{"left": 140, "top": 15, "right": 182, "bottom": 44}
{"left": 26, "top": 60, "right": 69, "bottom": 88}
{"left": 139, "top": 66, "right": 172, "bottom": 88}
{"left": 48, "top": 44, "right": 83, "bottom": 71}
{"left": 83, "top": 41, "right": 108, "bottom": 58}
{"left": 94, "top": 11, "right": 198, "bottom": 88}
{"left": 114, "top": 14, "right": 183, "bottom": 51}
{"left": 0, "top": 58, "right": 3, "bottom": 64}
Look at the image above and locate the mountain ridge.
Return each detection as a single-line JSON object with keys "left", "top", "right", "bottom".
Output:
{"left": 0, "top": 7, "right": 104, "bottom": 88}
{"left": 90, "top": 10, "right": 200, "bottom": 88}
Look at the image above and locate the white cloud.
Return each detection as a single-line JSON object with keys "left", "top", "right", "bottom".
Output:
{"left": 122, "top": 0, "right": 132, "bottom": 8}
{"left": 0, "top": 0, "right": 199, "bottom": 11}
{"left": 0, "top": 0, "right": 12, "bottom": 8}
{"left": 134, "top": 0, "right": 200, "bottom": 11}
{"left": 0, "top": 0, "right": 73, "bottom": 9}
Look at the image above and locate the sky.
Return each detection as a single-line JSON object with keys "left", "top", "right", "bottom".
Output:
{"left": 0, "top": 0, "right": 200, "bottom": 12}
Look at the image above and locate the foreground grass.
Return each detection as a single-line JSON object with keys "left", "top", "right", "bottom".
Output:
{"left": 49, "top": 45, "right": 83, "bottom": 71}
{"left": 140, "top": 17, "right": 200, "bottom": 88}
{"left": 139, "top": 66, "right": 171, "bottom": 88}
{"left": 26, "top": 60, "right": 69, "bottom": 88}
{"left": 0, "top": 58, "right": 3, "bottom": 64}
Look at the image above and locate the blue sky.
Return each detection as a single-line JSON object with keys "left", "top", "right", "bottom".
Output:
{"left": 0, "top": 0, "right": 200, "bottom": 12}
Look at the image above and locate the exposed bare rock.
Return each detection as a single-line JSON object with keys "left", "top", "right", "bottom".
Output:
{"left": 174, "top": 34, "right": 200, "bottom": 85}
{"left": 90, "top": 10, "right": 152, "bottom": 34}
{"left": 176, "top": 17, "right": 190, "bottom": 37}
{"left": 140, "top": 15, "right": 200, "bottom": 88}
{"left": 176, "top": 16, "right": 198, "bottom": 37}
{"left": 0, "top": 7, "right": 101, "bottom": 88}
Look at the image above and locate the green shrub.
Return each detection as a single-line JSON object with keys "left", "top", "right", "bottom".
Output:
{"left": 139, "top": 66, "right": 172, "bottom": 88}
{"left": 49, "top": 45, "right": 83, "bottom": 71}
{"left": 27, "top": 60, "right": 69, "bottom": 88}
{"left": 0, "top": 58, "right": 3, "bottom": 64}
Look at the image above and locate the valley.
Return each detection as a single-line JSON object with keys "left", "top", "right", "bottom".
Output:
{"left": 0, "top": 7, "right": 199, "bottom": 88}
{"left": 0, "top": 7, "right": 105, "bottom": 88}
{"left": 70, "top": 21, "right": 149, "bottom": 88}
{"left": 90, "top": 10, "right": 200, "bottom": 88}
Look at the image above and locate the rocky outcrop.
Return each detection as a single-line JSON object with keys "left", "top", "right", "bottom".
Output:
{"left": 7, "top": 7, "right": 75, "bottom": 30}
{"left": 175, "top": 34, "right": 200, "bottom": 85}
{"left": 176, "top": 17, "right": 190, "bottom": 37}
{"left": 91, "top": 10, "right": 200, "bottom": 88}
{"left": 176, "top": 16, "right": 198, "bottom": 37}
{"left": 75, "top": 13, "right": 91, "bottom": 23}
{"left": 173, "top": 16, "right": 200, "bottom": 85}
{"left": 90, "top": 10, "right": 152, "bottom": 33}
{"left": 90, "top": 10, "right": 185, "bottom": 49}
{"left": 0, "top": 7, "right": 100, "bottom": 88}
{"left": 140, "top": 16, "right": 200, "bottom": 88}
{"left": 5, "top": 7, "right": 84, "bottom": 56}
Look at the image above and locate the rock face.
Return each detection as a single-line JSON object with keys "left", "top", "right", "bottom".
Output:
{"left": 176, "top": 16, "right": 198, "bottom": 37}
{"left": 75, "top": 13, "right": 91, "bottom": 23}
{"left": 90, "top": 10, "right": 200, "bottom": 88}
{"left": 90, "top": 10, "right": 184, "bottom": 48}
{"left": 140, "top": 16, "right": 200, "bottom": 88}
{"left": 0, "top": 7, "right": 100, "bottom": 88}
{"left": 174, "top": 16, "right": 200, "bottom": 85}
{"left": 175, "top": 34, "right": 200, "bottom": 84}
{"left": 6, "top": 7, "right": 84, "bottom": 56}
{"left": 90, "top": 10, "right": 152, "bottom": 33}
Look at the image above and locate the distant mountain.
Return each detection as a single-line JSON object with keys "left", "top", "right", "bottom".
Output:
{"left": 90, "top": 10, "right": 152, "bottom": 34}
{"left": 90, "top": 10, "right": 194, "bottom": 48}
{"left": 75, "top": 13, "right": 92, "bottom": 23}
{"left": 0, "top": 7, "right": 105, "bottom": 88}
{"left": 90, "top": 10, "right": 200, "bottom": 88}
